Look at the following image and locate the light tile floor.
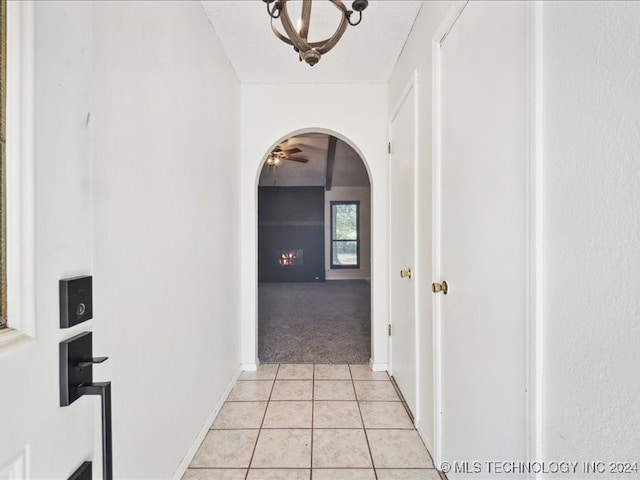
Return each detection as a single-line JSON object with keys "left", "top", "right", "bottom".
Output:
{"left": 184, "top": 364, "right": 445, "bottom": 480}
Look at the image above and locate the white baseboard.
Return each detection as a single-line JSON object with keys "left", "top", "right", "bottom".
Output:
{"left": 171, "top": 365, "right": 243, "bottom": 479}
{"left": 369, "top": 359, "right": 388, "bottom": 372}
{"left": 241, "top": 363, "right": 258, "bottom": 371}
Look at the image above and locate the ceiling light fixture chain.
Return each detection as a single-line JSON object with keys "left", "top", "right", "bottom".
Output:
{"left": 262, "top": 0, "right": 368, "bottom": 67}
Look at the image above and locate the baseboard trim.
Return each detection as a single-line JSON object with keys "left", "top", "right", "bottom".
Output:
{"left": 171, "top": 365, "right": 243, "bottom": 479}
{"left": 242, "top": 363, "right": 258, "bottom": 372}
{"left": 369, "top": 360, "right": 388, "bottom": 372}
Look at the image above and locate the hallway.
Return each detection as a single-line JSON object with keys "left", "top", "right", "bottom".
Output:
{"left": 2, "top": 2, "right": 638, "bottom": 478}
{"left": 184, "top": 364, "right": 442, "bottom": 480}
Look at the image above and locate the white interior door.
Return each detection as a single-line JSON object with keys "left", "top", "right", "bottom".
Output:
{"left": 389, "top": 79, "right": 417, "bottom": 416}
{"left": 435, "top": 2, "right": 528, "bottom": 475}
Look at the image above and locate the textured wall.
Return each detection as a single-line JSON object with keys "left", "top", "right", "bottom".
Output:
{"left": 542, "top": 1, "right": 640, "bottom": 473}
{"left": 92, "top": 2, "right": 241, "bottom": 477}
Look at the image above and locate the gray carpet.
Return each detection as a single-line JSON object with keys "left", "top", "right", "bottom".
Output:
{"left": 258, "top": 280, "right": 371, "bottom": 364}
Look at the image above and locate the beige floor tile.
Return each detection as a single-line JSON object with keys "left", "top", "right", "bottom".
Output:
{"left": 313, "top": 401, "right": 362, "bottom": 428}
{"left": 246, "top": 469, "right": 310, "bottom": 480}
{"left": 240, "top": 364, "right": 279, "bottom": 381}
{"left": 312, "top": 469, "right": 375, "bottom": 480}
{"left": 271, "top": 380, "right": 313, "bottom": 400}
{"left": 349, "top": 365, "right": 389, "bottom": 380}
{"left": 190, "top": 430, "right": 258, "bottom": 468}
{"left": 263, "top": 401, "right": 312, "bottom": 428}
{"left": 277, "top": 364, "right": 314, "bottom": 380}
{"left": 376, "top": 469, "right": 441, "bottom": 480}
{"left": 212, "top": 402, "right": 267, "bottom": 429}
{"left": 251, "top": 429, "right": 312, "bottom": 468}
{"left": 367, "top": 430, "right": 434, "bottom": 469}
{"left": 353, "top": 381, "right": 399, "bottom": 401}
{"left": 313, "top": 380, "right": 355, "bottom": 400}
{"left": 227, "top": 381, "right": 273, "bottom": 401}
{"left": 359, "top": 402, "right": 414, "bottom": 429}
{"left": 182, "top": 469, "right": 247, "bottom": 480}
{"left": 312, "top": 429, "right": 372, "bottom": 468}
{"left": 314, "top": 364, "right": 351, "bottom": 380}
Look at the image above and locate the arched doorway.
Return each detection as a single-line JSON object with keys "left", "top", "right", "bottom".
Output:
{"left": 256, "top": 131, "right": 372, "bottom": 364}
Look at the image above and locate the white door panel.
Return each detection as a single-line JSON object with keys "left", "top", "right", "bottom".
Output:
{"left": 390, "top": 81, "right": 417, "bottom": 416}
{"left": 436, "top": 2, "right": 528, "bottom": 476}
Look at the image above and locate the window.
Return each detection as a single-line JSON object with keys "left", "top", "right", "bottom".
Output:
{"left": 331, "top": 201, "right": 359, "bottom": 269}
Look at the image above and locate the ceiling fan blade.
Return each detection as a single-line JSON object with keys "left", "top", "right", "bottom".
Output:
{"left": 285, "top": 156, "right": 309, "bottom": 163}
{"left": 281, "top": 147, "right": 302, "bottom": 155}
{"left": 288, "top": 143, "right": 325, "bottom": 151}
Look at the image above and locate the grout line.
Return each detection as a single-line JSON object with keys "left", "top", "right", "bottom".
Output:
{"left": 244, "top": 364, "right": 280, "bottom": 480}
{"left": 351, "top": 365, "right": 379, "bottom": 480}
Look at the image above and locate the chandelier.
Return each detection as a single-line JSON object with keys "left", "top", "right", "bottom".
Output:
{"left": 263, "top": 0, "right": 369, "bottom": 66}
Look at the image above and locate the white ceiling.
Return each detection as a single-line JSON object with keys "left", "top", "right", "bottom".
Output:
{"left": 201, "top": 1, "right": 423, "bottom": 84}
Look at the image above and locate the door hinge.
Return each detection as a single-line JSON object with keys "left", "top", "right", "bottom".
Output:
{"left": 388, "top": 324, "right": 392, "bottom": 336}
{"left": 388, "top": 142, "right": 391, "bottom": 154}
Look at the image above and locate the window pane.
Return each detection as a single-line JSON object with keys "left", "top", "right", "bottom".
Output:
{"left": 332, "top": 204, "right": 357, "bottom": 240}
{"left": 332, "top": 241, "right": 358, "bottom": 266}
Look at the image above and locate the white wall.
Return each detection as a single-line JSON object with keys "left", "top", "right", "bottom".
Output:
{"left": 91, "top": 1, "right": 241, "bottom": 478}
{"left": 0, "top": 2, "right": 95, "bottom": 477}
{"left": 387, "top": 0, "right": 453, "bottom": 452}
{"left": 541, "top": 1, "right": 640, "bottom": 471}
{"left": 325, "top": 187, "right": 371, "bottom": 280}
{"left": 241, "top": 83, "right": 388, "bottom": 369}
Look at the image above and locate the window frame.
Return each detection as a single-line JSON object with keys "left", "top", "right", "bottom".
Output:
{"left": 0, "top": 0, "right": 36, "bottom": 342}
{"left": 330, "top": 200, "right": 360, "bottom": 270}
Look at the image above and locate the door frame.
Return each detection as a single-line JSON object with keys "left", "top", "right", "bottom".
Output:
{"left": 253, "top": 128, "right": 376, "bottom": 366}
{"left": 387, "top": 69, "right": 420, "bottom": 421}
{"left": 431, "top": 0, "right": 543, "bottom": 470}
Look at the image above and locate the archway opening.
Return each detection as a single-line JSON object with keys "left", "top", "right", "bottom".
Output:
{"left": 257, "top": 131, "right": 372, "bottom": 364}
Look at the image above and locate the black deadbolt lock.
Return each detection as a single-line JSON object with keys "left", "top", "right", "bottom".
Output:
{"left": 60, "top": 276, "right": 93, "bottom": 328}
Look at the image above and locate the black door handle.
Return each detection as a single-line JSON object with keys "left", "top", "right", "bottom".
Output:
{"left": 78, "top": 382, "right": 112, "bottom": 480}
{"left": 60, "top": 332, "right": 113, "bottom": 480}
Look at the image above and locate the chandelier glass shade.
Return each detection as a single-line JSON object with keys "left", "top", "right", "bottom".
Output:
{"left": 263, "top": 0, "right": 369, "bottom": 66}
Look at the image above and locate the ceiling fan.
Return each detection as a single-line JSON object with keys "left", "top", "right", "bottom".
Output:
{"left": 266, "top": 144, "right": 309, "bottom": 167}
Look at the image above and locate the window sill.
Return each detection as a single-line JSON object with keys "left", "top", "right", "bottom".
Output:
{"left": 0, "top": 328, "right": 34, "bottom": 355}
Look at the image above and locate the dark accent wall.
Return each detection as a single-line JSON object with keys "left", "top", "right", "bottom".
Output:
{"left": 258, "top": 187, "right": 325, "bottom": 282}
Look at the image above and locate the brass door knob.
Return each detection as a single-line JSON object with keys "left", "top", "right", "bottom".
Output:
{"left": 400, "top": 269, "right": 412, "bottom": 279}
{"left": 432, "top": 281, "right": 448, "bottom": 294}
